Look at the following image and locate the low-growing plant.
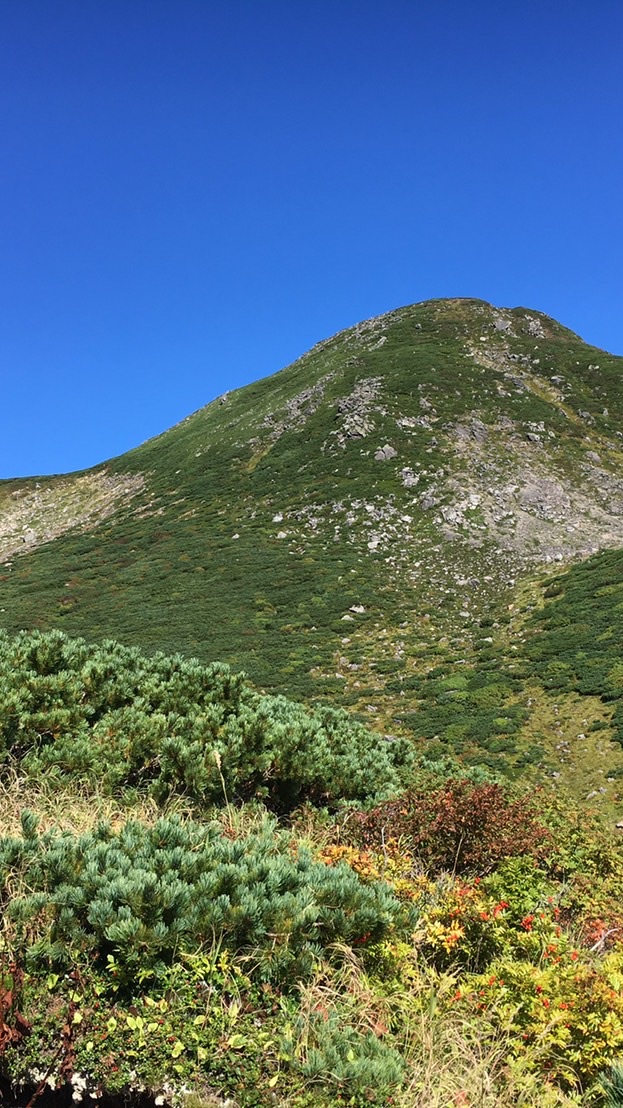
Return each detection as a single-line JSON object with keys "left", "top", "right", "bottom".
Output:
{"left": 600, "top": 1061, "right": 623, "bottom": 1107}
{"left": 0, "top": 811, "right": 408, "bottom": 984}
{"left": 0, "top": 630, "right": 412, "bottom": 812}
{"left": 348, "top": 779, "right": 550, "bottom": 875}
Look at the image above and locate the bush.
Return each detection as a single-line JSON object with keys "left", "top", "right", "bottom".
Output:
{"left": 0, "top": 812, "right": 406, "bottom": 984}
{"left": 349, "top": 779, "right": 550, "bottom": 875}
{"left": 0, "top": 629, "right": 411, "bottom": 811}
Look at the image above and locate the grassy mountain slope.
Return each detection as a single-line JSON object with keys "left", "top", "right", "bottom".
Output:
{"left": 2, "top": 297, "right": 623, "bottom": 806}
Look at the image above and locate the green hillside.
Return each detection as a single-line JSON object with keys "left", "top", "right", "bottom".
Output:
{"left": 2, "top": 298, "right": 623, "bottom": 691}
{"left": 2, "top": 298, "right": 623, "bottom": 806}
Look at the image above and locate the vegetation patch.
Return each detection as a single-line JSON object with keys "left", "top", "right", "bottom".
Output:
{"left": 0, "top": 630, "right": 411, "bottom": 812}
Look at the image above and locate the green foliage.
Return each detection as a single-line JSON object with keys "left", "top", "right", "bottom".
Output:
{"left": 601, "top": 1062, "right": 623, "bottom": 1107}
{"left": 0, "top": 813, "right": 405, "bottom": 982}
{"left": 0, "top": 629, "right": 411, "bottom": 811}
{"left": 460, "top": 952, "right": 623, "bottom": 1088}
{"left": 523, "top": 549, "right": 623, "bottom": 745}
{"left": 292, "top": 1014, "right": 404, "bottom": 1104}
{"left": 391, "top": 661, "right": 529, "bottom": 776}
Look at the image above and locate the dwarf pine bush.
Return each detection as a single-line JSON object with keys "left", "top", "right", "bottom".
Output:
{"left": 294, "top": 1014, "right": 404, "bottom": 1103}
{"left": 0, "top": 629, "right": 411, "bottom": 810}
{"left": 0, "top": 811, "right": 405, "bottom": 982}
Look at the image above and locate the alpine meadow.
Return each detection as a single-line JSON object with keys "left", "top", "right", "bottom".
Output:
{"left": 2, "top": 298, "right": 623, "bottom": 1106}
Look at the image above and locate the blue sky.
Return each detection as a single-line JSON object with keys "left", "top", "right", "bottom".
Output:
{"left": 1, "top": 0, "right": 622, "bottom": 477}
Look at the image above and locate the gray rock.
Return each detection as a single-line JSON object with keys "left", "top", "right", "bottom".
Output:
{"left": 453, "top": 418, "right": 487, "bottom": 444}
{"left": 440, "top": 506, "right": 462, "bottom": 525}
{"left": 346, "top": 415, "right": 375, "bottom": 438}
{"left": 522, "top": 316, "right": 545, "bottom": 337}
{"left": 400, "top": 467, "right": 419, "bottom": 488}
{"left": 375, "top": 444, "right": 397, "bottom": 461}
{"left": 470, "top": 419, "right": 488, "bottom": 443}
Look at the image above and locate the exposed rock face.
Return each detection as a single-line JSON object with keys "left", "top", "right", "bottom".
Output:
{"left": 330, "top": 377, "right": 383, "bottom": 448}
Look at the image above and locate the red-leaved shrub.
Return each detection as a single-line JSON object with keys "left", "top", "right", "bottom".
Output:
{"left": 348, "top": 780, "right": 550, "bottom": 875}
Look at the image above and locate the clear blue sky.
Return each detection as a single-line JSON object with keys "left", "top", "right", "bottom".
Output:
{"left": 1, "top": 0, "right": 622, "bottom": 477}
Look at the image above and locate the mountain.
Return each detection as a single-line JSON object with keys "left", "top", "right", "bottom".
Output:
{"left": 3, "top": 297, "right": 623, "bottom": 809}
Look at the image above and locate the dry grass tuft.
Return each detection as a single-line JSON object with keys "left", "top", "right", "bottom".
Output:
{"left": 0, "top": 770, "right": 194, "bottom": 838}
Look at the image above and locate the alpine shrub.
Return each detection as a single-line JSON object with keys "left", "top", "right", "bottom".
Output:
{"left": 0, "top": 630, "right": 411, "bottom": 810}
{"left": 0, "top": 813, "right": 405, "bottom": 982}
{"left": 349, "top": 780, "right": 550, "bottom": 874}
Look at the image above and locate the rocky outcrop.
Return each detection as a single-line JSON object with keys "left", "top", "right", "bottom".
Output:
{"left": 329, "top": 377, "right": 384, "bottom": 448}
